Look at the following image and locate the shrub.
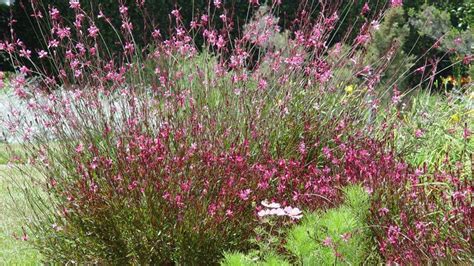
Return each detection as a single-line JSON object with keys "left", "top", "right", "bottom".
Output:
{"left": 1, "top": 0, "right": 471, "bottom": 264}
{"left": 285, "top": 185, "right": 373, "bottom": 265}
{"left": 405, "top": 2, "right": 473, "bottom": 88}
{"left": 369, "top": 151, "right": 473, "bottom": 264}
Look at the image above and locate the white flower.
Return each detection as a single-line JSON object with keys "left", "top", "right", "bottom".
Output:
{"left": 52, "top": 223, "right": 63, "bottom": 231}
{"left": 261, "top": 200, "right": 281, "bottom": 209}
{"left": 269, "top": 208, "right": 286, "bottom": 216}
{"left": 258, "top": 204, "right": 303, "bottom": 220}
{"left": 257, "top": 209, "right": 271, "bottom": 217}
{"left": 371, "top": 20, "right": 380, "bottom": 30}
{"left": 284, "top": 206, "right": 303, "bottom": 219}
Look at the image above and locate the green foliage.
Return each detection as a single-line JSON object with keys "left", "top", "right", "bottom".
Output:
{"left": 410, "top": 4, "right": 473, "bottom": 56}
{"left": 365, "top": 7, "right": 414, "bottom": 90}
{"left": 285, "top": 186, "right": 372, "bottom": 265}
{"left": 390, "top": 91, "right": 473, "bottom": 168}
{"left": 221, "top": 185, "right": 378, "bottom": 266}
{"left": 221, "top": 251, "right": 291, "bottom": 266}
{"left": 221, "top": 252, "right": 254, "bottom": 266}
{"left": 403, "top": 1, "right": 473, "bottom": 87}
{"left": 0, "top": 143, "right": 26, "bottom": 165}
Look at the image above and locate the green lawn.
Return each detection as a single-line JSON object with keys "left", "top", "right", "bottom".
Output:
{"left": 0, "top": 144, "right": 26, "bottom": 165}
{"left": 0, "top": 165, "right": 41, "bottom": 265}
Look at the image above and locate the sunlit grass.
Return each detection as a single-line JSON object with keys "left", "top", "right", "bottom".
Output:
{"left": 0, "top": 144, "right": 17, "bottom": 165}
{"left": 0, "top": 165, "right": 41, "bottom": 264}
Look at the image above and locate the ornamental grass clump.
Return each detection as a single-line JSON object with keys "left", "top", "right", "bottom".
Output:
{"left": 0, "top": 0, "right": 472, "bottom": 264}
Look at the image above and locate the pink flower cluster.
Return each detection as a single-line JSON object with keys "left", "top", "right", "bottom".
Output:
{"left": 370, "top": 161, "right": 473, "bottom": 263}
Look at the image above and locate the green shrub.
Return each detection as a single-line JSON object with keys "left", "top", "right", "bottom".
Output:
{"left": 285, "top": 186, "right": 373, "bottom": 265}
{"left": 364, "top": 6, "right": 415, "bottom": 91}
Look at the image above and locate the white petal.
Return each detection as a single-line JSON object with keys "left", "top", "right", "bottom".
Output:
{"left": 262, "top": 200, "right": 281, "bottom": 209}
{"left": 257, "top": 209, "right": 269, "bottom": 217}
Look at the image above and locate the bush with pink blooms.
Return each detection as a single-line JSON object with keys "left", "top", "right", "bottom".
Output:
{"left": 0, "top": 0, "right": 472, "bottom": 264}
{"left": 369, "top": 162, "right": 472, "bottom": 264}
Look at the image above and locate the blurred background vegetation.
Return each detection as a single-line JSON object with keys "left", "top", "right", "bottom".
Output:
{"left": 0, "top": 0, "right": 472, "bottom": 89}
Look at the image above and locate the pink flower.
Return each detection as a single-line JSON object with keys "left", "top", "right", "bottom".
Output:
{"left": 452, "top": 191, "right": 465, "bottom": 202}
{"left": 49, "top": 7, "right": 60, "bottom": 20}
{"left": 124, "top": 42, "right": 135, "bottom": 54}
{"left": 462, "top": 55, "right": 472, "bottom": 65}
{"left": 90, "top": 157, "right": 99, "bottom": 169}
{"left": 219, "top": 14, "right": 227, "bottom": 22}
{"left": 57, "top": 27, "right": 71, "bottom": 39}
{"left": 258, "top": 78, "right": 268, "bottom": 90}
{"left": 362, "top": 2, "right": 370, "bottom": 16}
{"left": 238, "top": 189, "right": 251, "bottom": 200}
{"left": 387, "top": 225, "right": 401, "bottom": 244}
{"left": 119, "top": 5, "right": 128, "bottom": 15}
{"left": 19, "top": 49, "right": 32, "bottom": 58}
{"left": 391, "top": 86, "right": 401, "bottom": 104}
{"left": 216, "top": 35, "right": 226, "bottom": 49}
{"left": 69, "top": 0, "right": 80, "bottom": 9}
{"left": 75, "top": 143, "right": 84, "bottom": 153}
{"left": 38, "top": 50, "right": 48, "bottom": 58}
{"left": 249, "top": 0, "right": 259, "bottom": 5}
{"left": 213, "top": 0, "right": 222, "bottom": 8}
{"left": 355, "top": 33, "right": 370, "bottom": 45}
{"left": 323, "top": 236, "right": 333, "bottom": 247}
{"left": 97, "top": 10, "right": 105, "bottom": 19}
{"left": 415, "top": 129, "right": 424, "bottom": 138}
{"left": 74, "top": 13, "right": 85, "bottom": 28}
{"left": 200, "top": 15, "right": 209, "bottom": 24}
{"left": 299, "top": 141, "right": 306, "bottom": 155}
{"left": 378, "top": 207, "right": 389, "bottom": 216}
{"left": 152, "top": 29, "right": 161, "bottom": 39}
{"left": 322, "top": 146, "right": 331, "bottom": 158}
{"left": 128, "top": 180, "right": 138, "bottom": 191}
{"left": 122, "top": 21, "right": 133, "bottom": 31}
{"left": 454, "top": 37, "right": 462, "bottom": 46}
{"left": 341, "top": 232, "right": 351, "bottom": 242}
{"left": 48, "top": 39, "right": 59, "bottom": 48}
{"left": 88, "top": 25, "right": 99, "bottom": 38}
{"left": 285, "top": 53, "right": 304, "bottom": 68}
{"left": 19, "top": 66, "right": 30, "bottom": 75}
{"left": 464, "top": 127, "right": 471, "bottom": 140}
{"left": 391, "top": 0, "right": 402, "bottom": 7}
{"left": 171, "top": 9, "right": 181, "bottom": 19}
